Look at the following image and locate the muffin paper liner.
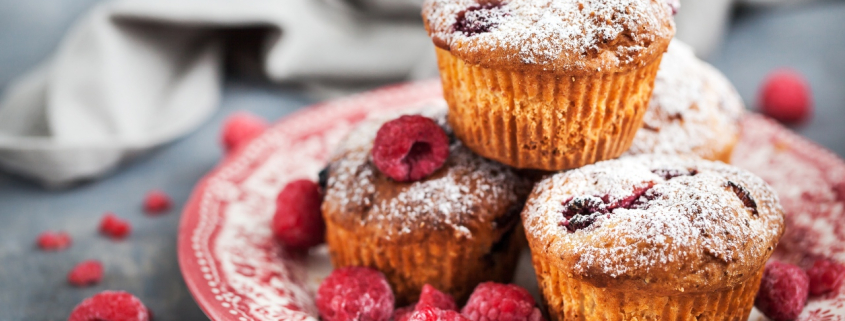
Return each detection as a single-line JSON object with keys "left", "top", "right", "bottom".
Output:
{"left": 436, "top": 48, "right": 663, "bottom": 171}
{"left": 531, "top": 253, "right": 764, "bottom": 321}
{"left": 325, "top": 219, "right": 525, "bottom": 305}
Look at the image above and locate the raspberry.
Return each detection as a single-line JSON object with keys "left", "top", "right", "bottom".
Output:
{"left": 143, "top": 189, "right": 172, "bottom": 214}
{"left": 409, "top": 307, "right": 469, "bottom": 321}
{"left": 67, "top": 260, "right": 104, "bottom": 287}
{"left": 372, "top": 115, "right": 449, "bottom": 182}
{"left": 417, "top": 284, "right": 457, "bottom": 311}
{"left": 100, "top": 213, "right": 131, "bottom": 239}
{"left": 36, "top": 231, "right": 72, "bottom": 251}
{"left": 68, "top": 291, "right": 150, "bottom": 321}
{"left": 806, "top": 259, "right": 845, "bottom": 296}
{"left": 316, "top": 267, "right": 394, "bottom": 321}
{"left": 394, "top": 305, "right": 417, "bottom": 321}
{"left": 755, "top": 261, "right": 810, "bottom": 321}
{"left": 461, "top": 282, "right": 544, "bottom": 321}
{"left": 758, "top": 69, "right": 813, "bottom": 124}
{"left": 272, "top": 179, "right": 325, "bottom": 251}
{"left": 221, "top": 112, "right": 269, "bottom": 153}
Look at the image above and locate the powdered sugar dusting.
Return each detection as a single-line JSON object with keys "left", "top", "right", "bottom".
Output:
{"left": 423, "top": 0, "right": 674, "bottom": 68}
{"left": 625, "top": 41, "right": 744, "bottom": 159}
{"left": 523, "top": 154, "right": 783, "bottom": 278}
{"left": 324, "top": 107, "right": 530, "bottom": 237}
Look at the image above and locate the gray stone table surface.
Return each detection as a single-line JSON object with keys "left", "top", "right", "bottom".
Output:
{"left": 0, "top": 1, "right": 844, "bottom": 320}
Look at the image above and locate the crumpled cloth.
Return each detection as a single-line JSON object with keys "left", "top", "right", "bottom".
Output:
{"left": 0, "top": 0, "right": 433, "bottom": 187}
{"left": 1, "top": 0, "right": 771, "bottom": 187}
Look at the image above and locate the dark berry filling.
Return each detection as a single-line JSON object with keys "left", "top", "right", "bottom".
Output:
{"left": 318, "top": 166, "right": 330, "bottom": 190}
{"left": 560, "top": 183, "right": 656, "bottom": 232}
{"left": 452, "top": 3, "right": 506, "bottom": 36}
{"left": 726, "top": 180, "right": 758, "bottom": 216}
{"left": 664, "top": 0, "right": 681, "bottom": 15}
{"left": 651, "top": 168, "right": 697, "bottom": 180}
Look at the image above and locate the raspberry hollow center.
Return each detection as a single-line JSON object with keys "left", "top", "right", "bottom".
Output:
{"left": 404, "top": 142, "right": 434, "bottom": 179}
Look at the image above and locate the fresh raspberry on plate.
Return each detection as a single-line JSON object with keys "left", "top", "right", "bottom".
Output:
{"left": 68, "top": 260, "right": 103, "bottom": 287}
{"left": 316, "top": 266, "right": 394, "bottom": 321}
{"left": 806, "top": 259, "right": 845, "bottom": 296}
{"left": 36, "top": 231, "right": 72, "bottom": 251}
{"left": 409, "top": 306, "right": 469, "bottom": 321}
{"left": 143, "top": 189, "right": 172, "bottom": 214}
{"left": 394, "top": 304, "right": 417, "bottom": 321}
{"left": 221, "top": 111, "right": 269, "bottom": 152}
{"left": 417, "top": 284, "right": 457, "bottom": 311}
{"left": 100, "top": 213, "right": 131, "bottom": 239}
{"left": 68, "top": 291, "right": 150, "bottom": 321}
{"left": 372, "top": 115, "right": 449, "bottom": 182}
{"left": 755, "top": 261, "right": 810, "bottom": 321}
{"left": 461, "top": 282, "right": 544, "bottom": 321}
{"left": 272, "top": 179, "right": 325, "bottom": 251}
{"left": 758, "top": 69, "right": 813, "bottom": 124}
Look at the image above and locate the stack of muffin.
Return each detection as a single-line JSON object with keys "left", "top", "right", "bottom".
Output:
{"left": 320, "top": 0, "right": 785, "bottom": 320}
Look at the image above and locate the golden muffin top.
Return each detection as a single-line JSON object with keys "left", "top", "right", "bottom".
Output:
{"left": 522, "top": 154, "right": 784, "bottom": 294}
{"left": 322, "top": 105, "right": 532, "bottom": 241}
{"left": 422, "top": 0, "right": 675, "bottom": 73}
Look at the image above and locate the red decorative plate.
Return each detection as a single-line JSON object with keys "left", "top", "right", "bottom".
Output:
{"left": 178, "top": 80, "right": 845, "bottom": 321}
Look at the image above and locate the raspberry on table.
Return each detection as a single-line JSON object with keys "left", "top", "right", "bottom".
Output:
{"left": 67, "top": 260, "right": 104, "bottom": 287}
{"left": 755, "top": 261, "right": 810, "bottom": 321}
{"left": 417, "top": 284, "right": 457, "bottom": 311}
{"left": 316, "top": 267, "right": 394, "bottom": 321}
{"left": 758, "top": 69, "right": 813, "bottom": 124}
{"left": 409, "top": 306, "right": 469, "bottom": 321}
{"left": 36, "top": 231, "right": 72, "bottom": 251}
{"left": 100, "top": 213, "right": 131, "bottom": 239}
{"left": 68, "top": 291, "right": 150, "bottom": 321}
{"left": 143, "top": 190, "right": 172, "bottom": 214}
{"left": 461, "top": 282, "right": 545, "bottom": 321}
{"left": 221, "top": 111, "right": 269, "bottom": 153}
{"left": 806, "top": 259, "right": 845, "bottom": 296}
{"left": 393, "top": 304, "right": 417, "bottom": 321}
{"left": 372, "top": 115, "right": 450, "bottom": 182}
{"left": 272, "top": 179, "right": 325, "bottom": 252}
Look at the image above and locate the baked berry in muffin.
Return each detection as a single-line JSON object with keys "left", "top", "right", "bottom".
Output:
{"left": 321, "top": 107, "right": 532, "bottom": 305}
{"left": 422, "top": 0, "right": 675, "bottom": 171}
{"left": 625, "top": 40, "right": 745, "bottom": 163}
{"left": 521, "top": 154, "right": 784, "bottom": 320}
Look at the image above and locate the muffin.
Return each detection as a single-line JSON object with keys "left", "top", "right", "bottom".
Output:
{"left": 422, "top": 0, "right": 675, "bottom": 171}
{"left": 624, "top": 41, "right": 745, "bottom": 163}
{"left": 321, "top": 108, "right": 533, "bottom": 305}
{"left": 521, "top": 154, "right": 784, "bottom": 320}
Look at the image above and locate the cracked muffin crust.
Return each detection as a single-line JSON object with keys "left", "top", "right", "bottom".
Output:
{"left": 521, "top": 154, "right": 784, "bottom": 320}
